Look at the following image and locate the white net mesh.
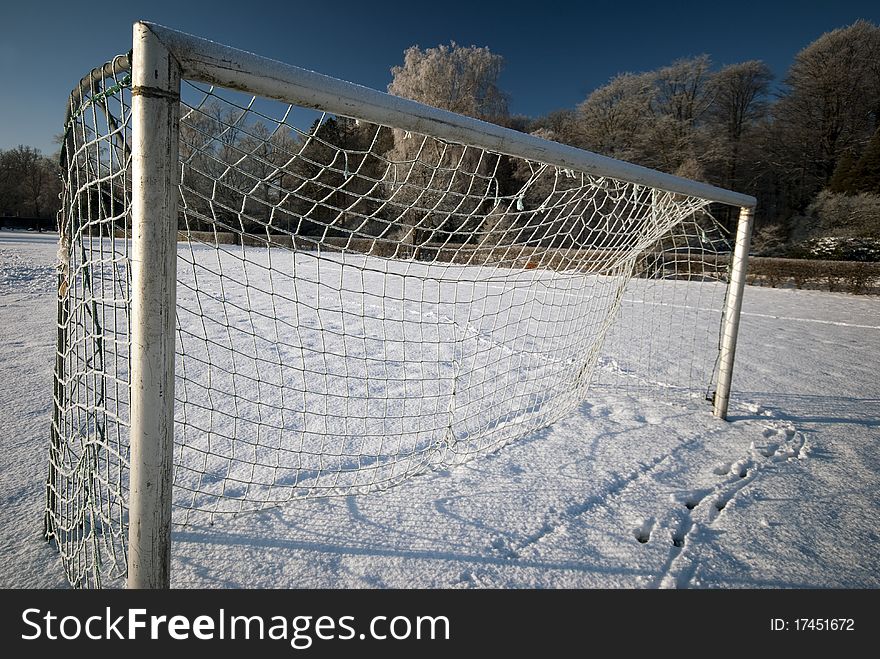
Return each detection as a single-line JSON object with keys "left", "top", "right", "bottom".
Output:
{"left": 47, "top": 57, "right": 733, "bottom": 587}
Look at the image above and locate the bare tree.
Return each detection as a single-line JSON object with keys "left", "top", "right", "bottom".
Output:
{"left": 0, "top": 146, "right": 61, "bottom": 227}
{"left": 0, "top": 149, "right": 23, "bottom": 215}
{"left": 20, "top": 147, "right": 45, "bottom": 218}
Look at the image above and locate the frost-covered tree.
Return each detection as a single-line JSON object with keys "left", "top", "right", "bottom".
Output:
{"left": 706, "top": 60, "right": 773, "bottom": 190}
{"left": 385, "top": 42, "right": 511, "bottom": 248}
{"left": 645, "top": 56, "right": 717, "bottom": 173}
{"left": 652, "top": 55, "right": 714, "bottom": 126}
{"left": 388, "top": 42, "right": 509, "bottom": 121}
{"left": 575, "top": 72, "right": 654, "bottom": 160}
{"left": 526, "top": 109, "right": 577, "bottom": 145}
{"left": 573, "top": 57, "right": 716, "bottom": 174}
{"left": 773, "top": 20, "right": 880, "bottom": 208}
{"left": 709, "top": 61, "right": 772, "bottom": 149}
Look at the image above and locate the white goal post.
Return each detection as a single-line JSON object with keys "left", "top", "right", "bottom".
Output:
{"left": 46, "top": 21, "right": 755, "bottom": 588}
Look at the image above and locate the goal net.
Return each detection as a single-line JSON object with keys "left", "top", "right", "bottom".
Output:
{"left": 46, "top": 25, "right": 752, "bottom": 587}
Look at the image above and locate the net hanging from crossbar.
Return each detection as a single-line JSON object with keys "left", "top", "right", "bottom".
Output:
{"left": 46, "top": 56, "right": 731, "bottom": 587}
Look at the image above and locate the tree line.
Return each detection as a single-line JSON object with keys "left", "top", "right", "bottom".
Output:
{"left": 0, "top": 146, "right": 61, "bottom": 224}
{"left": 385, "top": 21, "right": 880, "bottom": 250}
{"left": 151, "top": 17, "right": 880, "bottom": 256}
{"left": 8, "top": 20, "right": 880, "bottom": 256}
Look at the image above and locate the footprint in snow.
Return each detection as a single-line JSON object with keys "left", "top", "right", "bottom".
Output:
{"left": 634, "top": 518, "right": 654, "bottom": 544}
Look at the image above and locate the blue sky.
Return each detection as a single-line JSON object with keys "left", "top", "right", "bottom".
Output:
{"left": 2, "top": 0, "right": 879, "bottom": 155}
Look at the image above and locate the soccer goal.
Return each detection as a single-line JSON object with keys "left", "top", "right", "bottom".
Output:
{"left": 45, "top": 22, "right": 755, "bottom": 588}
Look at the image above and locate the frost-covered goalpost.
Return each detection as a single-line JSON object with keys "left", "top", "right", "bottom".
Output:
{"left": 45, "top": 22, "right": 755, "bottom": 588}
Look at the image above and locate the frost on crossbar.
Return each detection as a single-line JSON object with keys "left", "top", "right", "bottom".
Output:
{"left": 46, "top": 41, "right": 741, "bottom": 587}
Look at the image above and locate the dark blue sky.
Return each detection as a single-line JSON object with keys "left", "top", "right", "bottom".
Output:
{"left": 3, "top": 0, "right": 879, "bottom": 155}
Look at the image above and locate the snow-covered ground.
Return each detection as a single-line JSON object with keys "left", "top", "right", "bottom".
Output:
{"left": 1, "top": 230, "right": 878, "bottom": 588}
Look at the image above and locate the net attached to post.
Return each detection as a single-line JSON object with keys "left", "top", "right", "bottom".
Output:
{"left": 46, "top": 56, "right": 133, "bottom": 587}
{"left": 48, "top": 57, "right": 732, "bottom": 587}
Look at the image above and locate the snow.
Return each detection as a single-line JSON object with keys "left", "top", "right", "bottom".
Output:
{"left": 1, "top": 229, "right": 878, "bottom": 588}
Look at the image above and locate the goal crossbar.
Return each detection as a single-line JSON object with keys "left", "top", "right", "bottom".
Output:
{"left": 144, "top": 22, "right": 756, "bottom": 209}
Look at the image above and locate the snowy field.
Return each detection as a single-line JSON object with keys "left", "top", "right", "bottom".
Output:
{"left": 2, "top": 230, "right": 879, "bottom": 588}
